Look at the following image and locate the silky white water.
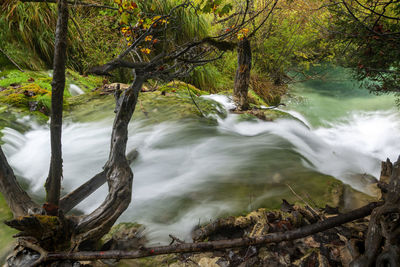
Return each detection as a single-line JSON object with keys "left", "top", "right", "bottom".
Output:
{"left": 68, "top": 84, "right": 85, "bottom": 96}
{"left": 1, "top": 68, "right": 399, "bottom": 244}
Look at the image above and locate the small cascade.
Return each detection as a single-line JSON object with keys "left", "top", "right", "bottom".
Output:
{"left": 69, "top": 84, "right": 85, "bottom": 96}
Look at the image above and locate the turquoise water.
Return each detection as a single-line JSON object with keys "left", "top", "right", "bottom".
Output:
{"left": 1, "top": 67, "right": 399, "bottom": 244}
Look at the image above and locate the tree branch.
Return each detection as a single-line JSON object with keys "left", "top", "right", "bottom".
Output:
{"left": 59, "top": 149, "right": 138, "bottom": 213}
{"left": 73, "top": 74, "right": 145, "bottom": 245}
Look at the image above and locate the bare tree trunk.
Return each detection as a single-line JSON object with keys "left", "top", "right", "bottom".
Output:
{"left": 234, "top": 38, "right": 251, "bottom": 110}
{"left": 45, "top": 0, "right": 69, "bottom": 209}
{"left": 0, "top": 147, "right": 40, "bottom": 217}
{"left": 73, "top": 74, "right": 145, "bottom": 248}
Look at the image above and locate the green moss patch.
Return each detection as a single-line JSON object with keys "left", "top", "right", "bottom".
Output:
{"left": 0, "top": 194, "right": 17, "bottom": 259}
{"left": 0, "top": 69, "right": 103, "bottom": 117}
{"left": 67, "top": 82, "right": 226, "bottom": 124}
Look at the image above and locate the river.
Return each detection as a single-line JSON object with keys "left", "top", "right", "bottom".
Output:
{"left": 1, "top": 67, "right": 399, "bottom": 245}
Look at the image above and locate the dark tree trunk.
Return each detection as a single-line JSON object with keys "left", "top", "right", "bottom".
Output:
{"left": 0, "top": 147, "right": 40, "bottom": 217}
{"left": 73, "top": 74, "right": 145, "bottom": 247}
{"left": 352, "top": 157, "right": 400, "bottom": 266}
{"left": 45, "top": 0, "right": 69, "bottom": 209}
{"left": 234, "top": 38, "right": 251, "bottom": 110}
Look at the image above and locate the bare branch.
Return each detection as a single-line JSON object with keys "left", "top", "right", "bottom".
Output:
{"left": 248, "top": 0, "right": 279, "bottom": 38}
{"left": 59, "top": 149, "right": 138, "bottom": 213}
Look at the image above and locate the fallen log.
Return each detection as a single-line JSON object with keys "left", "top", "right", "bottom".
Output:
{"left": 38, "top": 201, "right": 379, "bottom": 262}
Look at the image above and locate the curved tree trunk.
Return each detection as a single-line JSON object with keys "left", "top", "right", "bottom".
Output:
{"left": 0, "top": 147, "right": 40, "bottom": 217}
{"left": 234, "top": 38, "right": 251, "bottom": 110}
{"left": 73, "top": 74, "right": 145, "bottom": 248}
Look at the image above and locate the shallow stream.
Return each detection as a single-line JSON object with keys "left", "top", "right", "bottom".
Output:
{"left": 1, "top": 67, "right": 399, "bottom": 245}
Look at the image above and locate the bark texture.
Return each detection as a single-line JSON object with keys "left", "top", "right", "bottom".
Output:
{"left": 0, "top": 147, "right": 40, "bottom": 217}
{"left": 45, "top": 0, "right": 69, "bottom": 208}
{"left": 60, "top": 150, "right": 138, "bottom": 213}
{"left": 72, "top": 74, "right": 145, "bottom": 247}
{"left": 234, "top": 38, "right": 251, "bottom": 110}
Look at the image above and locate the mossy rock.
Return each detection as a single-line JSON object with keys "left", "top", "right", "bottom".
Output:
{"left": 235, "top": 109, "right": 304, "bottom": 124}
{"left": 67, "top": 86, "right": 226, "bottom": 124}
{"left": 160, "top": 81, "right": 209, "bottom": 96}
{"left": 0, "top": 68, "right": 103, "bottom": 117}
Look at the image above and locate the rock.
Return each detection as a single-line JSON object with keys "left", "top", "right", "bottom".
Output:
{"left": 198, "top": 257, "right": 220, "bottom": 267}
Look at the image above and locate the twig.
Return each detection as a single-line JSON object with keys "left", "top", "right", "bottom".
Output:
{"left": 139, "top": 99, "right": 148, "bottom": 117}
{"left": 185, "top": 84, "right": 205, "bottom": 118}
{"left": 286, "top": 183, "right": 320, "bottom": 218}
{"left": 169, "top": 234, "right": 185, "bottom": 245}
{"left": 0, "top": 48, "right": 24, "bottom": 72}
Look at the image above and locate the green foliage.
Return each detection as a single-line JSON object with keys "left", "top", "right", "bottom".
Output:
{"left": 328, "top": 0, "right": 400, "bottom": 94}
{"left": 71, "top": 3, "right": 123, "bottom": 74}
{"left": 183, "top": 65, "right": 225, "bottom": 92}
{"left": 252, "top": 0, "right": 335, "bottom": 85}
{"left": 0, "top": 0, "right": 83, "bottom": 70}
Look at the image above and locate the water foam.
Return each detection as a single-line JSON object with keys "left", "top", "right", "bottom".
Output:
{"left": 1, "top": 94, "right": 399, "bottom": 243}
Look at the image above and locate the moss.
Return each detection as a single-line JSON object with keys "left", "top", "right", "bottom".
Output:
{"left": 67, "top": 85, "right": 226, "bottom": 124}
{"left": 161, "top": 81, "right": 209, "bottom": 96}
{"left": 0, "top": 68, "right": 103, "bottom": 118}
{"left": 35, "top": 215, "right": 60, "bottom": 227}
{"left": 248, "top": 89, "right": 269, "bottom": 107}
{"left": 65, "top": 69, "right": 103, "bottom": 92}
{"left": 0, "top": 93, "right": 28, "bottom": 106}
{"left": 0, "top": 193, "right": 17, "bottom": 258}
{"left": 102, "top": 222, "right": 143, "bottom": 242}
{"left": 235, "top": 109, "right": 302, "bottom": 123}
